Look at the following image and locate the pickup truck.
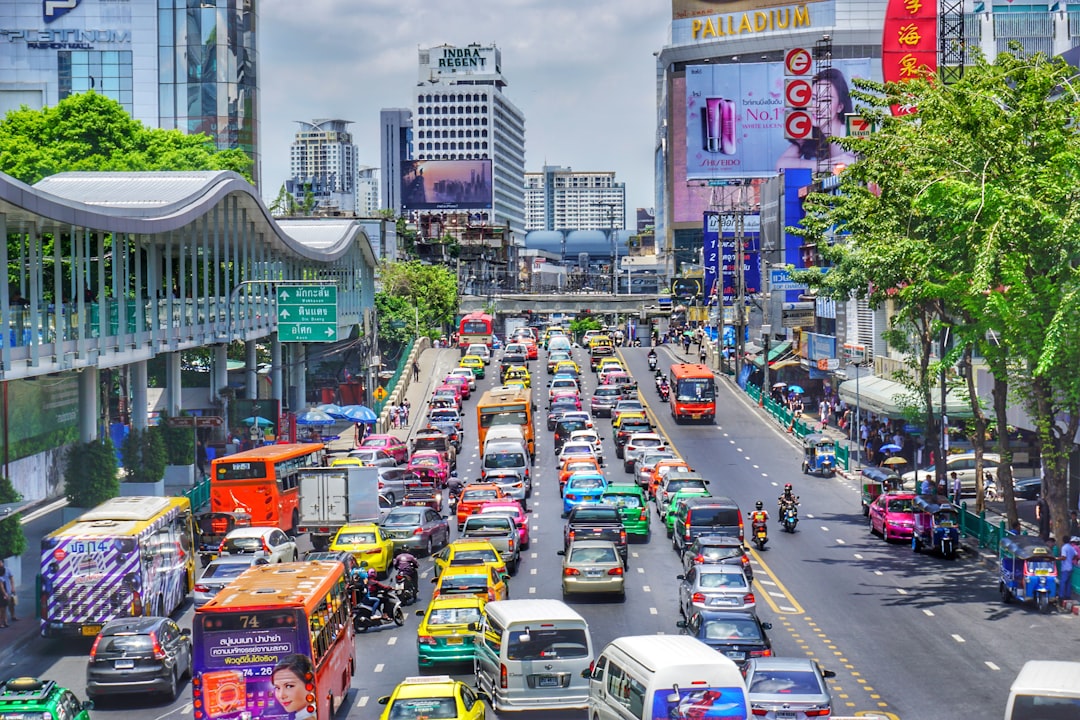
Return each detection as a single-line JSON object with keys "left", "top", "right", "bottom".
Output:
{"left": 412, "top": 428, "right": 458, "bottom": 470}
{"left": 563, "top": 504, "right": 629, "bottom": 567}
{"left": 461, "top": 514, "right": 520, "bottom": 574}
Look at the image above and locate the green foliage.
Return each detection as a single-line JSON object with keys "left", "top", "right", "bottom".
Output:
{"left": 158, "top": 412, "right": 197, "bottom": 465}
{"left": 376, "top": 261, "right": 459, "bottom": 346}
{"left": 0, "top": 475, "right": 27, "bottom": 559}
{"left": 0, "top": 91, "right": 252, "bottom": 185}
{"left": 64, "top": 437, "right": 119, "bottom": 509}
{"left": 120, "top": 427, "right": 168, "bottom": 484}
{"left": 570, "top": 316, "right": 602, "bottom": 343}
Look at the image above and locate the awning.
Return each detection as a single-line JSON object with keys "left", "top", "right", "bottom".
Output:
{"left": 748, "top": 341, "right": 793, "bottom": 369}
{"left": 837, "top": 375, "right": 975, "bottom": 419}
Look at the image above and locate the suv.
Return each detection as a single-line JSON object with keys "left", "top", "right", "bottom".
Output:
{"left": 86, "top": 617, "right": 193, "bottom": 701}
{"left": 412, "top": 428, "right": 458, "bottom": 470}
{"left": 0, "top": 678, "right": 92, "bottom": 720}
{"left": 614, "top": 417, "right": 653, "bottom": 458}
{"left": 590, "top": 386, "right": 622, "bottom": 417}
{"left": 672, "top": 497, "right": 744, "bottom": 553}
{"left": 466, "top": 343, "right": 492, "bottom": 364}
{"left": 501, "top": 344, "right": 529, "bottom": 372}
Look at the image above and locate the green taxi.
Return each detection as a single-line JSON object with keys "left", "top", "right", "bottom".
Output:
{"left": 460, "top": 355, "right": 486, "bottom": 379}
{"left": 664, "top": 488, "right": 712, "bottom": 536}
{"left": 0, "top": 678, "right": 93, "bottom": 720}
{"left": 415, "top": 595, "right": 486, "bottom": 669}
{"left": 601, "top": 483, "right": 651, "bottom": 540}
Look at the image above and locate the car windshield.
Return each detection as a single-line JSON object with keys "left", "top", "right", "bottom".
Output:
{"left": 222, "top": 536, "right": 267, "bottom": 553}
{"left": 336, "top": 532, "right": 376, "bottom": 544}
{"left": 702, "top": 618, "right": 762, "bottom": 641}
{"left": 562, "top": 444, "right": 593, "bottom": 455}
{"left": 412, "top": 456, "right": 440, "bottom": 467}
{"left": 667, "top": 480, "right": 708, "bottom": 494}
{"left": 595, "top": 388, "right": 621, "bottom": 398}
{"left": 384, "top": 511, "right": 424, "bottom": 526}
{"left": 363, "top": 438, "right": 389, "bottom": 447}
{"left": 98, "top": 633, "right": 155, "bottom": 653}
{"left": 632, "top": 438, "right": 663, "bottom": 448}
{"left": 606, "top": 494, "right": 642, "bottom": 508}
{"left": 567, "top": 462, "right": 595, "bottom": 473}
{"left": 698, "top": 571, "right": 747, "bottom": 589}
{"left": 388, "top": 698, "right": 458, "bottom": 719}
{"left": 440, "top": 577, "right": 487, "bottom": 594}
{"left": 427, "top": 606, "right": 483, "bottom": 626}
{"left": 463, "top": 490, "right": 498, "bottom": 501}
{"left": 202, "top": 562, "right": 253, "bottom": 579}
{"left": 570, "top": 545, "right": 618, "bottom": 563}
{"left": 888, "top": 499, "right": 914, "bottom": 513}
{"left": 569, "top": 477, "right": 604, "bottom": 490}
{"left": 465, "top": 517, "right": 511, "bottom": 531}
{"left": 677, "top": 378, "right": 716, "bottom": 402}
{"left": 749, "top": 670, "right": 824, "bottom": 695}
{"left": 485, "top": 452, "right": 525, "bottom": 469}
{"left": 452, "top": 549, "right": 500, "bottom": 565}
{"left": 507, "top": 627, "right": 590, "bottom": 660}
{"left": 701, "top": 546, "right": 742, "bottom": 561}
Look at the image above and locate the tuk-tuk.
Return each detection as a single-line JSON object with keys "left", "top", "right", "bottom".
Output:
{"left": 402, "top": 478, "right": 443, "bottom": 513}
{"left": 860, "top": 466, "right": 902, "bottom": 515}
{"left": 801, "top": 434, "right": 837, "bottom": 477}
{"left": 911, "top": 495, "right": 960, "bottom": 559}
{"left": 195, "top": 511, "right": 252, "bottom": 566}
{"left": 999, "top": 534, "right": 1058, "bottom": 612}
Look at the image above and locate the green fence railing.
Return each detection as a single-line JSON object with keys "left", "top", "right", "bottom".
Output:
{"left": 959, "top": 502, "right": 1006, "bottom": 549}
{"left": 184, "top": 476, "right": 211, "bottom": 511}
{"left": 374, "top": 338, "right": 416, "bottom": 416}
{"left": 744, "top": 383, "right": 849, "bottom": 470}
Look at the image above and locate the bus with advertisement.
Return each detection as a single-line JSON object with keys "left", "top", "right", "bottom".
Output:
{"left": 458, "top": 311, "right": 495, "bottom": 351}
{"left": 476, "top": 386, "right": 535, "bottom": 463}
{"left": 192, "top": 561, "right": 354, "bottom": 720}
{"left": 39, "top": 496, "right": 196, "bottom": 638}
{"left": 668, "top": 363, "right": 717, "bottom": 424}
{"left": 209, "top": 443, "right": 326, "bottom": 535}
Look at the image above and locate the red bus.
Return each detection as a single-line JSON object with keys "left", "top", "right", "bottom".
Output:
{"left": 668, "top": 363, "right": 717, "bottom": 423}
{"left": 458, "top": 311, "right": 494, "bottom": 351}
{"left": 193, "top": 561, "right": 354, "bottom": 720}
{"left": 210, "top": 443, "right": 326, "bottom": 533}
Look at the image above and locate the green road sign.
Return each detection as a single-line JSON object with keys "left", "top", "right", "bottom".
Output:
{"left": 277, "top": 285, "right": 338, "bottom": 342}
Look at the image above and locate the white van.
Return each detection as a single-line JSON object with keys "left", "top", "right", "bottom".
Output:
{"left": 1004, "top": 660, "right": 1080, "bottom": 719}
{"left": 587, "top": 635, "right": 749, "bottom": 720}
{"left": 483, "top": 425, "right": 527, "bottom": 452}
{"left": 472, "top": 599, "right": 593, "bottom": 712}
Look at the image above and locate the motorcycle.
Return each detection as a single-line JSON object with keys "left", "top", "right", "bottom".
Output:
{"left": 654, "top": 371, "right": 666, "bottom": 393}
{"left": 353, "top": 585, "right": 405, "bottom": 631}
{"left": 658, "top": 382, "right": 670, "bottom": 402}
{"left": 648, "top": 352, "right": 658, "bottom": 372}
{"left": 781, "top": 504, "right": 799, "bottom": 533}
{"left": 750, "top": 517, "right": 769, "bottom": 551}
{"left": 394, "top": 564, "right": 420, "bottom": 605}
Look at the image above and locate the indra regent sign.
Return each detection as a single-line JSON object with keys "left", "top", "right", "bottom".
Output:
{"left": 277, "top": 286, "right": 338, "bottom": 343}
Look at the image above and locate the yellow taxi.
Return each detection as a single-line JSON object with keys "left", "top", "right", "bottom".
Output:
{"left": 433, "top": 564, "right": 508, "bottom": 602}
{"left": 459, "top": 355, "right": 486, "bottom": 379}
{"left": 501, "top": 365, "right": 531, "bottom": 388}
{"left": 612, "top": 411, "right": 647, "bottom": 432}
{"left": 415, "top": 595, "right": 487, "bottom": 669}
{"left": 553, "top": 359, "right": 581, "bottom": 377}
{"left": 378, "top": 675, "right": 488, "bottom": 720}
{"left": 596, "top": 357, "right": 624, "bottom": 375}
{"left": 433, "top": 538, "right": 508, "bottom": 579}
{"left": 329, "top": 522, "right": 393, "bottom": 574}
{"left": 330, "top": 456, "right": 364, "bottom": 467}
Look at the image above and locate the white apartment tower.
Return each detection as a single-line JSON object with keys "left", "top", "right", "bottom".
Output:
{"left": 356, "top": 166, "right": 380, "bottom": 217}
{"left": 414, "top": 44, "right": 526, "bottom": 238}
{"left": 287, "top": 119, "right": 358, "bottom": 214}
{"left": 525, "top": 166, "right": 627, "bottom": 232}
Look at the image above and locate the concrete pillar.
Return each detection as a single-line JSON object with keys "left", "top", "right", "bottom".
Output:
{"left": 271, "top": 337, "right": 283, "bottom": 405}
{"left": 79, "top": 366, "right": 99, "bottom": 442}
{"left": 166, "top": 351, "right": 182, "bottom": 416}
{"left": 245, "top": 340, "right": 258, "bottom": 399}
{"left": 291, "top": 344, "right": 307, "bottom": 412}
{"left": 131, "top": 360, "right": 148, "bottom": 431}
{"left": 214, "top": 344, "right": 228, "bottom": 398}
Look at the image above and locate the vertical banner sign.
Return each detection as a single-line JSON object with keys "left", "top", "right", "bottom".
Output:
{"left": 721, "top": 214, "right": 761, "bottom": 305}
{"left": 703, "top": 212, "right": 720, "bottom": 299}
{"left": 882, "top": 0, "right": 938, "bottom": 116}
{"left": 783, "top": 48, "right": 814, "bottom": 142}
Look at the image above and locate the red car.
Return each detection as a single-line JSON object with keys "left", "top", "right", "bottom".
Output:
{"left": 476, "top": 500, "right": 530, "bottom": 549}
{"left": 521, "top": 339, "right": 539, "bottom": 360}
{"left": 443, "top": 374, "right": 471, "bottom": 400}
{"left": 550, "top": 391, "right": 582, "bottom": 410}
{"left": 408, "top": 449, "right": 450, "bottom": 484}
{"left": 869, "top": 491, "right": 917, "bottom": 542}
{"left": 359, "top": 434, "right": 408, "bottom": 464}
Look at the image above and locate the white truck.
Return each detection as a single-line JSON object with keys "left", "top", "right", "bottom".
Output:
{"left": 296, "top": 466, "right": 380, "bottom": 550}
{"left": 504, "top": 316, "right": 528, "bottom": 341}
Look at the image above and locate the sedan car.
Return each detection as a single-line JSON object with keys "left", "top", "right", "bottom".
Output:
{"left": 558, "top": 540, "right": 625, "bottom": 600}
{"left": 744, "top": 657, "right": 835, "bottom": 719}
{"left": 408, "top": 449, "right": 450, "bottom": 484}
{"left": 678, "top": 565, "right": 756, "bottom": 617}
{"left": 329, "top": 522, "right": 394, "bottom": 574}
{"left": 432, "top": 564, "right": 509, "bottom": 602}
{"left": 455, "top": 484, "right": 507, "bottom": 529}
{"left": 569, "top": 429, "right": 605, "bottom": 465}
{"left": 548, "top": 398, "right": 581, "bottom": 430}
{"left": 218, "top": 527, "right": 297, "bottom": 564}
{"left": 868, "top": 491, "right": 917, "bottom": 542}
{"left": 193, "top": 555, "right": 270, "bottom": 607}
{"left": 677, "top": 609, "right": 773, "bottom": 670}
{"left": 429, "top": 407, "right": 464, "bottom": 430}
{"left": 558, "top": 441, "right": 601, "bottom": 466}
{"left": 360, "top": 434, "right": 409, "bottom": 464}
{"left": 481, "top": 468, "right": 529, "bottom": 504}
{"left": 443, "top": 374, "right": 471, "bottom": 400}
{"left": 562, "top": 472, "right": 608, "bottom": 516}
{"left": 447, "top": 367, "right": 477, "bottom": 390}
{"left": 433, "top": 538, "right": 508, "bottom": 579}
{"left": 682, "top": 534, "right": 753, "bottom": 581}
{"left": 415, "top": 595, "right": 487, "bottom": 670}
{"left": 459, "top": 355, "right": 486, "bottom": 379}
{"left": 380, "top": 506, "right": 450, "bottom": 556}
{"left": 86, "top": 617, "right": 192, "bottom": 701}
{"left": 348, "top": 447, "right": 399, "bottom": 468}
{"left": 622, "top": 432, "right": 666, "bottom": 473}
{"left": 590, "top": 386, "right": 623, "bottom": 417}
{"left": 477, "top": 501, "right": 531, "bottom": 549}
{"left": 377, "top": 675, "right": 488, "bottom": 720}
{"left": 1011, "top": 476, "right": 1042, "bottom": 500}
{"left": 559, "top": 456, "right": 603, "bottom": 495}
{"left": 636, "top": 449, "right": 679, "bottom": 488}
{"left": 612, "top": 399, "right": 646, "bottom": 423}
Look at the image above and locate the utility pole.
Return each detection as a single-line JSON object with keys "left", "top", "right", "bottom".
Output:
{"left": 733, "top": 211, "right": 746, "bottom": 380}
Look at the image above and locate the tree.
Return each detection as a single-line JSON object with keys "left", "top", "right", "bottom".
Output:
{"left": 376, "top": 261, "right": 459, "bottom": 347}
{"left": 0, "top": 475, "right": 27, "bottom": 560}
{"left": 570, "top": 315, "right": 602, "bottom": 344}
{"left": 0, "top": 91, "right": 252, "bottom": 185}
{"left": 120, "top": 426, "right": 168, "bottom": 485}
{"left": 64, "top": 437, "right": 119, "bottom": 509}
{"left": 158, "top": 412, "right": 197, "bottom": 466}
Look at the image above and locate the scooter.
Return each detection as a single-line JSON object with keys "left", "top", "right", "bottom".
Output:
{"left": 394, "top": 565, "right": 419, "bottom": 605}
{"left": 658, "top": 382, "right": 670, "bottom": 402}
{"left": 648, "top": 353, "right": 658, "bottom": 372}
{"left": 751, "top": 518, "right": 769, "bottom": 551}
{"left": 353, "top": 586, "right": 405, "bottom": 631}
{"left": 781, "top": 504, "right": 799, "bottom": 533}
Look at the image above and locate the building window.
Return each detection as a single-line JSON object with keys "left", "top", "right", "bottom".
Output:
{"left": 59, "top": 50, "right": 134, "bottom": 113}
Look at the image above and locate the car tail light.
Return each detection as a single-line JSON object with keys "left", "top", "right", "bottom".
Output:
{"left": 639, "top": 510, "right": 648, "bottom": 521}
{"left": 738, "top": 513, "right": 745, "bottom": 540}
{"left": 751, "top": 710, "right": 769, "bottom": 717}
{"left": 744, "top": 593, "right": 755, "bottom": 605}
{"left": 151, "top": 631, "right": 167, "bottom": 660}
{"left": 89, "top": 634, "right": 103, "bottom": 659}
{"left": 217, "top": 540, "right": 226, "bottom": 553}
{"left": 193, "top": 584, "right": 209, "bottom": 593}
{"left": 364, "top": 548, "right": 381, "bottom": 555}
{"left": 692, "top": 592, "right": 705, "bottom": 604}
{"left": 695, "top": 554, "right": 704, "bottom": 563}
{"left": 607, "top": 567, "right": 623, "bottom": 576}
{"left": 500, "top": 663, "right": 508, "bottom": 689}
{"left": 488, "top": 590, "right": 496, "bottom": 601}
{"left": 566, "top": 494, "right": 577, "bottom": 501}
{"left": 619, "top": 530, "right": 627, "bottom": 544}
{"left": 564, "top": 568, "right": 580, "bottom": 576}
{"left": 262, "top": 539, "right": 272, "bottom": 554}
{"left": 804, "top": 709, "right": 831, "bottom": 717}
{"left": 749, "top": 648, "right": 772, "bottom": 658}
{"left": 413, "top": 528, "right": 424, "bottom": 535}
{"left": 567, "top": 530, "right": 575, "bottom": 542}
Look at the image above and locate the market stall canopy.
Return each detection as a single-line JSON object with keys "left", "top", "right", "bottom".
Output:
{"left": 837, "top": 375, "right": 974, "bottom": 419}
{"left": 748, "top": 341, "right": 793, "bottom": 369}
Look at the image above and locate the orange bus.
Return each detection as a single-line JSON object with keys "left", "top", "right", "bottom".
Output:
{"left": 210, "top": 443, "right": 326, "bottom": 534}
{"left": 193, "top": 561, "right": 354, "bottom": 720}
{"left": 476, "top": 386, "right": 535, "bottom": 463}
{"left": 668, "top": 363, "right": 717, "bottom": 424}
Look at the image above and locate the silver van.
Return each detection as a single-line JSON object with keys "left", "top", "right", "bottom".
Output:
{"left": 472, "top": 599, "right": 593, "bottom": 712}
{"left": 481, "top": 441, "right": 529, "bottom": 497}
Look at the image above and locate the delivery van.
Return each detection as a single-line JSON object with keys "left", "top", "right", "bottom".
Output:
{"left": 1004, "top": 660, "right": 1080, "bottom": 719}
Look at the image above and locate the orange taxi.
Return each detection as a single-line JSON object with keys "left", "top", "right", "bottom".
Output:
{"left": 454, "top": 483, "right": 507, "bottom": 529}
{"left": 559, "top": 456, "right": 604, "bottom": 495}
{"left": 521, "top": 338, "right": 539, "bottom": 360}
{"left": 648, "top": 459, "right": 693, "bottom": 500}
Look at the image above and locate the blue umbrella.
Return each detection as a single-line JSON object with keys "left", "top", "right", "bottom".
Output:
{"left": 788, "top": 385, "right": 805, "bottom": 394}
{"left": 242, "top": 416, "right": 274, "bottom": 427}
{"left": 317, "top": 403, "right": 346, "bottom": 419}
{"left": 295, "top": 409, "right": 336, "bottom": 426}
{"left": 880, "top": 443, "right": 902, "bottom": 452}
{"left": 340, "top": 405, "right": 378, "bottom": 424}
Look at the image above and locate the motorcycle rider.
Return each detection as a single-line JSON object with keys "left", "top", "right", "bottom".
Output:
{"left": 750, "top": 501, "right": 769, "bottom": 527}
{"left": 778, "top": 483, "right": 800, "bottom": 513}
{"left": 648, "top": 348, "right": 658, "bottom": 369}
{"left": 362, "top": 568, "right": 391, "bottom": 620}
{"left": 393, "top": 552, "right": 420, "bottom": 598}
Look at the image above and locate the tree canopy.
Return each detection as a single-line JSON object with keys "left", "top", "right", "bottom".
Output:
{"left": 0, "top": 91, "right": 252, "bottom": 185}
{"left": 376, "top": 261, "right": 459, "bottom": 348}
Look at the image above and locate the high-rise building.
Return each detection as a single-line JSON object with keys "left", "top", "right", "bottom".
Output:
{"left": 285, "top": 119, "right": 358, "bottom": 214}
{"left": 380, "top": 108, "right": 412, "bottom": 214}
{"left": 356, "top": 166, "right": 380, "bottom": 217}
{"left": 524, "top": 166, "right": 626, "bottom": 232}
{"left": 0, "top": 0, "right": 261, "bottom": 184}
{"left": 412, "top": 43, "right": 526, "bottom": 238}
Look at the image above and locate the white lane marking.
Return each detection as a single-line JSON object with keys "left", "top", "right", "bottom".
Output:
{"left": 722, "top": 432, "right": 729, "bottom": 437}
{"left": 530, "top": 568, "right": 537, "bottom": 575}
{"left": 730, "top": 440, "right": 736, "bottom": 444}
{"left": 753, "top": 464, "right": 760, "bottom": 469}
{"left": 529, "top": 587, "right": 536, "bottom": 594}
{"left": 637, "top": 567, "right": 644, "bottom": 574}
{"left": 374, "top": 663, "right": 385, "bottom": 672}
{"left": 854, "top": 553, "right": 864, "bottom": 559}
{"left": 643, "top": 585, "right": 652, "bottom": 593}
{"left": 744, "top": 456, "right": 751, "bottom": 461}
{"left": 806, "top": 514, "right": 815, "bottom": 519}
{"left": 820, "top": 526, "right": 830, "bottom": 532}
{"left": 737, "top": 448, "right": 743, "bottom": 452}
{"left": 953, "top": 634, "right": 965, "bottom": 643}
{"left": 874, "top": 570, "right": 883, "bottom": 576}
{"left": 780, "top": 606, "right": 798, "bottom": 612}
{"left": 421, "top": 570, "right": 430, "bottom": 578}
{"left": 836, "top": 538, "right": 846, "bottom": 545}
{"left": 896, "top": 588, "right": 908, "bottom": 595}
{"left": 530, "top": 553, "right": 538, "bottom": 559}
{"left": 358, "top": 696, "right": 369, "bottom": 707}
{"left": 650, "top": 607, "right": 658, "bottom": 614}
{"left": 532, "top": 526, "right": 539, "bottom": 531}
{"left": 769, "top": 592, "right": 786, "bottom": 598}
{"left": 985, "top": 661, "right": 1000, "bottom": 671}
{"left": 758, "top": 579, "right": 777, "bottom": 586}
{"left": 923, "top": 609, "right": 935, "bottom": 616}
{"left": 387, "top": 636, "right": 397, "bottom": 646}
{"left": 632, "top": 552, "right": 640, "bottom": 558}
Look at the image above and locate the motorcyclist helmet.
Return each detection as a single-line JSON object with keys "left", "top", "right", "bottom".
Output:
{"left": 367, "top": 568, "right": 378, "bottom": 580}
{"left": 784, "top": 483, "right": 793, "bottom": 492}
{"left": 755, "top": 501, "right": 763, "bottom": 510}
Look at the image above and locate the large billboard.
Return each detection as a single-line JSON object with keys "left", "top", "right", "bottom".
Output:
{"left": 401, "top": 159, "right": 493, "bottom": 211}
{"left": 672, "top": 0, "right": 835, "bottom": 45}
{"left": 685, "top": 58, "right": 880, "bottom": 179}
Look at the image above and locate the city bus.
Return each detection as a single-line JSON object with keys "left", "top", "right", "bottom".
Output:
{"left": 39, "top": 496, "right": 195, "bottom": 638}
{"left": 192, "top": 561, "right": 354, "bottom": 720}
{"left": 210, "top": 443, "right": 326, "bottom": 534}
{"left": 668, "top": 363, "right": 717, "bottom": 424}
{"left": 476, "top": 386, "right": 535, "bottom": 463}
{"left": 458, "top": 311, "right": 494, "bottom": 351}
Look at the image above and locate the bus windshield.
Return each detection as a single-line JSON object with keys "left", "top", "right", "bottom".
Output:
{"left": 461, "top": 320, "right": 490, "bottom": 334}
{"left": 479, "top": 410, "right": 528, "bottom": 428}
{"left": 677, "top": 378, "right": 716, "bottom": 402}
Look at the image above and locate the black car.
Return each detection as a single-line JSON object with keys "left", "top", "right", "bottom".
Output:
{"left": 677, "top": 609, "right": 772, "bottom": 670}
{"left": 681, "top": 534, "right": 753, "bottom": 581}
{"left": 548, "top": 399, "right": 580, "bottom": 430}
{"left": 1012, "top": 477, "right": 1042, "bottom": 501}
{"left": 554, "top": 418, "right": 590, "bottom": 453}
{"left": 86, "top": 617, "right": 192, "bottom": 702}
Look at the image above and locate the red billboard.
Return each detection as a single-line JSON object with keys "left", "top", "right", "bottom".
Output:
{"left": 882, "top": 0, "right": 938, "bottom": 115}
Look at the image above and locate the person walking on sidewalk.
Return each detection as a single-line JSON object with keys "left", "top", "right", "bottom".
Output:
{"left": 0, "top": 559, "right": 13, "bottom": 621}
{"left": 1060, "top": 537, "right": 1079, "bottom": 602}
{"left": 951, "top": 472, "right": 962, "bottom": 504}
{"left": 0, "top": 561, "right": 10, "bottom": 627}
{"left": 412, "top": 359, "right": 420, "bottom": 382}
{"left": 1036, "top": 495, "right": 1052, "bottom": 543}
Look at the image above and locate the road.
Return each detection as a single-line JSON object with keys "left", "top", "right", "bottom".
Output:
{"left": 8, "top": 343, "right": 1078, "bottom": 719}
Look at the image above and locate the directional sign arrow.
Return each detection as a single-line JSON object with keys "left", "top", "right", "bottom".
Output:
{"left": 279, "top": 289, "right": 292, "bottom": 301}
{"left": 325, "top": 327, "right": 335, "bottom": 337}
{"left": 280, "top": 309, "right": 291, "bottom": 319}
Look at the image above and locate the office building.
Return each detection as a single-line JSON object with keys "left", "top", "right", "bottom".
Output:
{"left": 285, "top": 119, "right": 358, "bottom": 214}
{"left": 356, "top": 166, "right": 380, "bottom": 217}
{"left": 0, "top": 0, "right": 261, "bottom": 184}
{"left": 380, "top": 108, "right": 412, "bottom": 213}
{"left": 524, "top": 166, "right": 626, "bottom": 232}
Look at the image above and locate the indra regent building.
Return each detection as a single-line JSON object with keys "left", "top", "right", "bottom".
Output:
{"left": 0, "top": 0, "right": 260, "bottom": 184}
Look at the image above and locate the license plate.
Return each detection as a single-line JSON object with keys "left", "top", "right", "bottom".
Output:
{"left": 710, "top": 597, "right": 735, "bottom": 606}
{"left": 725, "top": 651, "right": 743, "bottom": 660}
{"left": 81, "top": 625, "right": 102, "bottom": 637}
{"left": 446, "top": 637, "right": 464, "bottom": 646}
{"left": 586, "top": 569, "right": 603, "bottom": 577}
{"left": 776, "top": 713, "right": 797, "bottom": 720}
{"left": 538, "top": 675, "right": 559, "bottom": 688}
{"left": 691, "top": 414, "right": 701, "bottom": 419}
{"left": 114, "top": 659, "right": 135, "bottom": 669}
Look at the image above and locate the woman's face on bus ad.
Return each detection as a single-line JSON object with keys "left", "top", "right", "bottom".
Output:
{"left": 273, "top": 667, "right": 307, "bottom": 713}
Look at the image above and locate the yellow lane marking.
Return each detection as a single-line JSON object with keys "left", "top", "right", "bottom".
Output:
{"left": 748, "top": 548, "right": 805, "bottom": 615}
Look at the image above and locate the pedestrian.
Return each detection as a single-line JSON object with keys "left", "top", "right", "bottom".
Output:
{"left": 390, "top": 405, "right": 400, "bottom": 430}
{"left": 1036, "top": 495, "right": 1052, "bottom": 543}
{"left": 0, "top": 559, "right": 12, "bottom": 622}
{"left": 1069, "top": 510, "right": 1080, "bottom": 540}
{"left": 403, "top": 399, "right": 411, "bottom": 425}
{"left": 195, "top": 438, "right": 208, "bottom": 478}
{"left": 951, "top": 472, "right": 962, "bottom": 504}
{"left": 1060, "top": 537, "right": 1079, "bottom": 601}
{"left": 699, "top": 346, "right": 707, "bottom": 364}
{"left": 920, "top": 475, "right": 934, "bottom": 496}
{"left": 412, "top": 359, "right": 420, "bottom": 382}
{"left": 0, "top": 562, "right": 9, "bottom": 627}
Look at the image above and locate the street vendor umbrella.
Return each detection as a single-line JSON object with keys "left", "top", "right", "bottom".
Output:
{"left": 788, "top": 385, "right": 805, "bottom": 394}
{"left": 880, "top": 443, "right": 902, "bottom": 452}
{"left": 771, "top": 382, "right": 788, "bottom": 389}
{"left": 242, "top": 416, "right": 274, "bottom": 427}
{"left": 295, "top": 409, "right": 336, "bottom": 425}
{"left": 341, "top": 405, "right": 378, "bottom": 424}
{"left": 882, "top": 456, "right": 908, "bottom": 466}
{"left": 316, "top": 403, "right": 345, "bottom": 419}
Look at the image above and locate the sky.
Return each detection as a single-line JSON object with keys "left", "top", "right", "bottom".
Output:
{"left": 259, "top": 0, "right": 671, "bottom": 227}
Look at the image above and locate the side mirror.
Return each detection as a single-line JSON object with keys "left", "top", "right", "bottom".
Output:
{"left": 82, "top": 701, "right": 95, "bottom": 711}
{"left": 676, "top": 574, "right": 685, "bottom": 580}
{"left": 477, "top": 690, "right": 492, "bottom": 705}
{"left": 823, "top": 669, "right": 837, "bottom": 678}
{"left": 415, "top": 609, "right": 425, "bottom": 617}
{"left": 675, "top": 620, "right": 687, "bottom": 629}
{"left": 430, "top": 577, "right": 438, "bottom": 583}
{"left": 557, "top": 550, "right": 566, "bottom": 556}
{"left": 378, "top": 696, "right": 391, "bottom": 706}
{"left": 468, "top": 621, "right": 479, "bottom": 631}
{"left": 581, "top": 669, "right": 592, "bottom": 679}
{"left": 181, "top": 628, "right": 192, "bottom": 637}
{"left": 761, "top": 622, "right": 773, "bottom": 630}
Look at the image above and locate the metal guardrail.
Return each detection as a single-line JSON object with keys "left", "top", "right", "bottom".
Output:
{"left": 959, "top": 502, "right": 1006, "bottom": 549}
{"left": 184, "top": 476, "right": 211, "bottom": 511}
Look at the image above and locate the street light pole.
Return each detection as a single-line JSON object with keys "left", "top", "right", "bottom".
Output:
{"left": 594, "top": 201, "right": 619, "bottom": 295}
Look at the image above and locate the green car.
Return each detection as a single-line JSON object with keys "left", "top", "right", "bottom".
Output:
{"left": 602, "top": 484, "right": 651, "bottom": 540}
{"left": 0, "top": 678, "right": 93, "bottom": 720}
{"left": 664, "top": 489, "right": 712, "bottom": 537}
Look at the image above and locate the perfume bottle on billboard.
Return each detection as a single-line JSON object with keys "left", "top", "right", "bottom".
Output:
{"left": 703, "top": 98, "right": 736, "bottom": 155}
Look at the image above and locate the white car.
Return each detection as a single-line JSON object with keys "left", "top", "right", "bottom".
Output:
{"left": 560, "top": 410, "right": 594, "bottom": 429}
{"left": 548, "top": 377, "right": 580, "bottom": 401}
{"left": 447, "top": 367, "right": 477, "bottom": 390}
{"left": 900, "top": 452, "right": 1001, "bottom": 494}
{"left": 623, "top": 433, "right": 667, "bottom": 473}
{"left": 558, "top": 441, "right": 601, "bottom": 465}
{"left": 219, "top": 527, "right": 298, "bottom": 564}
{"left": 569, "top": 429, "right": 605, "bottom": 466}
{"left": 466, "top": 343, "right": 491, "bottom": 364}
